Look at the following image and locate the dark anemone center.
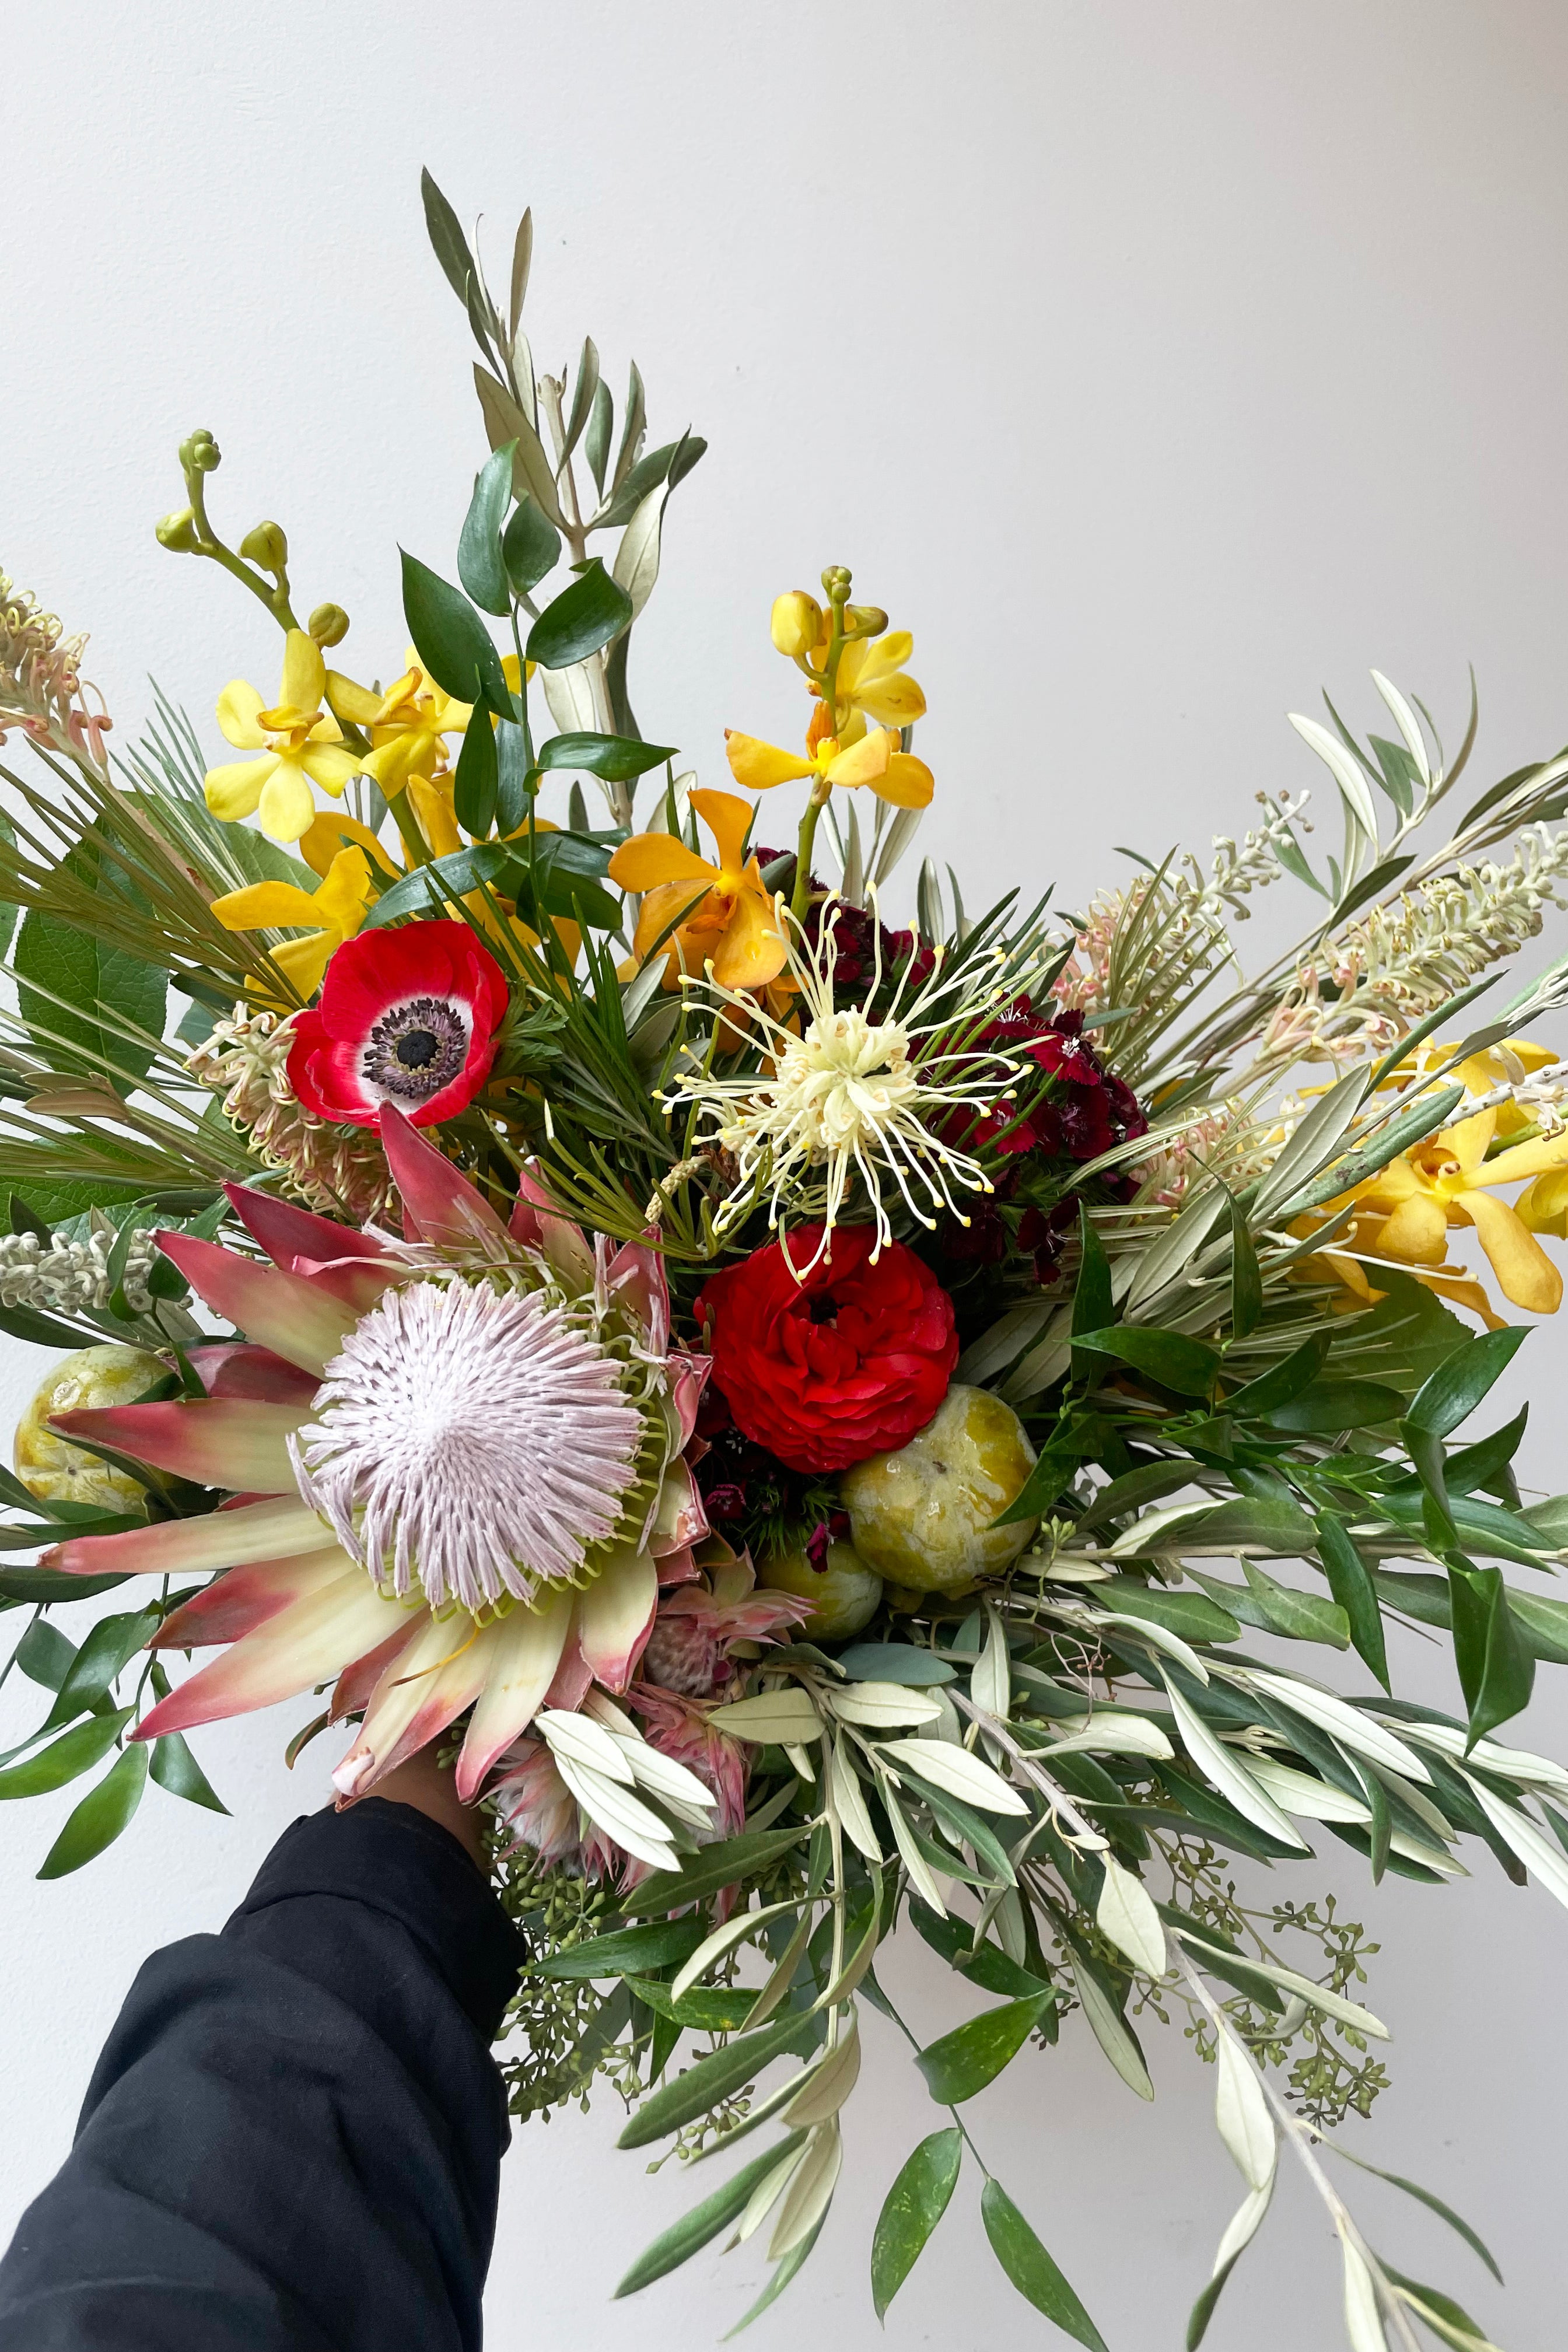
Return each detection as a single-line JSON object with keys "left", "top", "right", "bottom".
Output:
{"left": 394, "top": 1028, "right": 440, "bottom": 1070}
{"left": 362, "top": 995, "right": 470, "bottom": 1104}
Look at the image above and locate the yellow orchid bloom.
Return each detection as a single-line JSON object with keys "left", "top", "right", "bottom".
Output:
{"left": 298, "top": 810, "right": 400, "bottom": 883}
{"left": 1376, "top": 1035, "right": 1560, "bottom": 1130}
{"left": 1287, "top": 1035, "right": 1568, "bottom": 1322}
{"left": 607, "top": 788, "right": 788, "bottom": 993}
{"left": 211, "top": 846, "right": 375, "bottom": 998}
{"left": 724, "top": 720, "right": 932, "bottom": 811}
{"left": 826, "top": 632, "right": 927, "bottom": 729}
{"left": 205, "top": 631, "right": 360, "bottom": 844}
{"left": 1519, "top": 1164, "right": 1568, "bottom": 1237}
{"left": 326, "top": 646, "right": 471, "bottom": 793}
{"left": 1292, "top": 1199, "right": 1506, "bottom": 1329}
{"left": 769, "top": 593, "right": 927, "bottom": 730}
{"left": 1329, "top": 1102, "right": 1568, "bottom": 1314}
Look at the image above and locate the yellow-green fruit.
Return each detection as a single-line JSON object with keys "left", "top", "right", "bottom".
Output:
{"left": 15, "top": 1345, "right": 167, "bottom": 1511}
{"left": 759, "top": 1539, "right": 883, "bottom": 1639}
{"left": 842, "top": 1383, "right": 1038, "bottom": 1595}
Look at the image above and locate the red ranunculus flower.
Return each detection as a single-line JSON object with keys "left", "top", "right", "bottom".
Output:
{"left": 287, "top": 921, "right": 509, "bottom": 1129}
{"left": 696, "top": 1224, "right": 958, "bottom": 1473}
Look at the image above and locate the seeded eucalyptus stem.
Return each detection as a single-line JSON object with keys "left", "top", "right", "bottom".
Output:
{"left": 1175, "top": 1956, "right": 1423, "bottom": 2352}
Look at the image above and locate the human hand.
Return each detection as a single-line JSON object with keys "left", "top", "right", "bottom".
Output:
{"left": 373, "top": 1746, "right": 485, "bottom": 1869}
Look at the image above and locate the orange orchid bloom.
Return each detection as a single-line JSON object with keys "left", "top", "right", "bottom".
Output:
{"left": 607, "top": 788, "right": 788, "bottom": 992}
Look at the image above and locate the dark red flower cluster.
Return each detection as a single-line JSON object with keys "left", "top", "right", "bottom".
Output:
{"left": 751, "top": 860, "right": 936, "bottom": 996}
{"left": 690, "top": 1385, "right": 851, "bottom": 1563}
{"left": 972, "top": 1006, "right": 1146, "bottom": 1163}
{"left": 939, "top": 1006, "right": 1147, "bottom": 1282}
{"left": 692, "top": 1385, "right": 797, "bottom": 1528}
{"left": 696, "top": 1223, "right": 958, "bottom": 1473}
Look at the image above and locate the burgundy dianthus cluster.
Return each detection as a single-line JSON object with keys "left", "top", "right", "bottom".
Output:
{"left": 944, "top": 1006, "right": 1147, "bottom": 1281}
{"left": 752, "top": 859, "right": 936, "bottom": 996}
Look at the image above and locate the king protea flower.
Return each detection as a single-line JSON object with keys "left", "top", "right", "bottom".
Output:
{"left": 44, "top": 1105, "right": 713, "bottom": 1807}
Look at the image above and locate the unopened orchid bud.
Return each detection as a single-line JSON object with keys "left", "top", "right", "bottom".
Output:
{"left": 771, "top": 591, "right": 824, "bottom": 661}
{"left": 155, "top": 506, "right": 199, "bottom": 552}
{"left": 845, "top": 603, "right": 888, "bottom": 639}
{"left": 307, "top": 601, "right": 350, "bottom": 648}
{"left": 180, "top": 429, "right": 220, "bottom": 474}
{"left": 820, "top": 564, "right": 852, "bottom": 599}
{"left": 240, "top": 520, "right": 289, "bottom": 570}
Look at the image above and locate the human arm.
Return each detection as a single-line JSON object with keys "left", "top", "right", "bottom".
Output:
{"left": 0, "top": 1793, "right": 523, "bottom": 2352}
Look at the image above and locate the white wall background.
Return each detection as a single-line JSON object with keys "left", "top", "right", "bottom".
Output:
{"left": 6, "top": 4, "right": 1568, "bottom": 2345}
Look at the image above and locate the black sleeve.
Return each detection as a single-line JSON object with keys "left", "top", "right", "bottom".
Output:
{"left": 0, "top": 1797, "right": 524, "bottom": 2352}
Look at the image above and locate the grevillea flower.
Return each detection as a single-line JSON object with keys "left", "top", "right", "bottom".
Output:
{"left": 697, "top": 1223, "right": 958, "bottom": 1472}
{"left": 43, "top": 1106, "right": 713, "bottom": 1808}
{"left": 0, "top": 572, "right": 112, "bottom": 772}
{"left": 186, "top": 1007, "right": 396, "bottom": 1224}
{"left": 666, "top": 897, "right": 1032, "bottom": 1266}
{"left": 287, "top": 921, "right": 509, "bottom": 1128}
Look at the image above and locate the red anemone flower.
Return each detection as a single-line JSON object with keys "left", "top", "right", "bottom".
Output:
{"left": 288, "top": 921, "right": 509, "bottom": 1128}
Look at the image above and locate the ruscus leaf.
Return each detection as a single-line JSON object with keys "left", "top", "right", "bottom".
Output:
{"left": 401, "top": 551, "right": 512, "bottom": 709}
{"left": 527, "top": 558, "right": 634, "bottom": 671}
{"left": 0, "top": 1709, "right": 131, "bottom": 1800}
{"left": 870, "top": 2129, "right": 962, "bottom": 2319}
{"left": 981, "top": 2178, "right": 1108, "bottom": 2351}
{"left": 149, "top": 1731, "right": 228, "bottom": 1814}
{"left": 1075, "top": 1325, "right": 1220, "bottom": 1398}
{"left": 36, "top": 1740, "right": 148, "bottom": 1877}
{"left": 457, "top": 444, "right": 515, "bottom": 617}
{"left": 502, "top": 496, "right": 562, "bottom": 596}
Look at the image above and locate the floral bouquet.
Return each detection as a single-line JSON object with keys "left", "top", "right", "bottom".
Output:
{"left": 5, "top": 173, "right": 1568, "bottom": 2350}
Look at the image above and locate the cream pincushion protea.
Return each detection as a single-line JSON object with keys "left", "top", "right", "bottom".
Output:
{"left": 43, "top": 1105, "right": 712, "bottom": 1805}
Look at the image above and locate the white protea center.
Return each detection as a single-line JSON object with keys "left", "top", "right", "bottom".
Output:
{"left": 291, "top": 1276, "right": 645, "bottom": 1612}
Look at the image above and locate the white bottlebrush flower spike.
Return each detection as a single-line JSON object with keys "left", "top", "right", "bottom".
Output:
{"left": 291, "top": 1276, "right": 645, "bottom": 1612}
{"left": 666, "top": 895, "right": 1030, "bottom": 1268}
